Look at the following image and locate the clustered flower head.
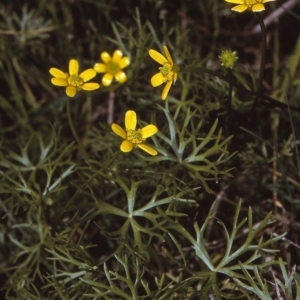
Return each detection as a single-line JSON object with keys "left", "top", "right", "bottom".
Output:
{"left": 219, "top": 49, "right": 238, "bottom": 69}
{"left": 111, "top": 110, "right": 158, "bottom": 156}
{"left": 49, "top": 59, "right": 100, "bottom": 97}
{"left": 225, "top": 0, "right": 275, "bottom": 13}
{"left": 94, "top": 50, "right": 130, "bottom": 87}
{"left": 149, "top": 46, "right": 179, "bottom": 100}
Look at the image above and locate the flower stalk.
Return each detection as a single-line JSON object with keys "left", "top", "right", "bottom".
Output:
{"left": 252, "top": 13, "right": 267, "bottom": 112}
{"left": 66, "top": 97, "right": 89, "bottom": 159}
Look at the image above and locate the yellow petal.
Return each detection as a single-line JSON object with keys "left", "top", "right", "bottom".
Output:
{"left": 115, "top": 71, "right": 127, "bottom": 83}
{"left": 225, "top": 0, "right": 244, "bottom": 3}
{"left": 163, "top": 46, "right": 173, "bottom": 64}
{"left": 79, "top": 69, "right": 96, "bottom": 82}
{"left": 94, "top": 63, "right": 107, "bottom": 73}
{"left": 51, "top": 78, "right": 68, "bottom": 86}
{"left": 120, "top": 140, "right": 133, "bottom": 152}
{"left": 125, "top": 110, "right": 137, "bottom": 130}
{"left": 141, "top": 125, "right": 158, "bottom": 138}
{"left": 112, "top": 124, "right": 126, "bottom": 139}
{"left": 69, "top": 59, "right": 79, "bottom": 75}
{"left": 151, "top": 73, "right": 165, "bottom": 87}
{"left": 112, "top": 50, "right": 123, "bottom": 63}
{"left": 49, "top": 68, "right": 67, "bottom": 78}
{"left": 252, "top": 3, "right": 265, "bottom": 11}
{"left": 149, "top": 49, "right": 167, "bottom": 65}
{"left": 138, "top": 144, "right": 157, "bottom": 156}
{"left": 66, "top": 86, "right": 77, "bottom": 97}
{"left": 81, "top": 83, "right": 100, "bottom": 91}
{"left": 101, "top": 52, "right": 111, "bottom": 64}
{"left": 161, "top": 80, "right": 172, "bottom": 100}
{"left": 119, "top": 57, "right": 130, "bottom": 69}
{"left": 102, "top": 73, "right": 114, "bottom": 86}
{"left": 231, "top": 4, "right": 248, "bottom": 12}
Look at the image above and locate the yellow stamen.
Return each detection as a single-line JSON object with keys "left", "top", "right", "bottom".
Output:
{"left": 68, "top": 75, "right": 83, "bottom": 87}
{"left": 245, "top": 0, "right": 263, "bottom": 7}
{"left": 245, "top": 0, "right": 257, "bottom": 4}
{"left": 107, "top": 62, "right": 120, "bottom": 75}
{"left": 127, "top": 129, "right": 144, "bottom": 144}
{"left": 159, "top": 63, "right": 174, "bottom": 81}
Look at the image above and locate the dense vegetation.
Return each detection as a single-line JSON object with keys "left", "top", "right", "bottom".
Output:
{"left": 1, "top": 0, "right": 300, "bottom": 299}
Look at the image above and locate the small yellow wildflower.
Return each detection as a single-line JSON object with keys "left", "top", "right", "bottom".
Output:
{"left": 111, "top": 110, "right": 158, "bottom": 156}
{"left": 149, "top": 46, "right": 179, "bottom": 100}
{"left": 94, "top": 50, "right": 130, "bottom": 86}
{"left": 49, "top": 59, "right": 99, "bottom": 97}
{"left": 225, "top": 0, "right": 275, "bottom": 12}
{"left": 219, "top": 49, "right": 238, "bottom": 69}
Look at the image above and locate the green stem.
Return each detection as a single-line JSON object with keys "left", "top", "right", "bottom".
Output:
{"left": 181, "top": 66, "right": 224, "bottom": 80}
{"left": 101, "top": 150, "right": 121, "bottom": 170}
{"left": 251, "top": 13, "right": 267, "bottom": 112}
{"left": 7, "top": 61, "right": 28, "bottom": 122}
{"left": 227, "top": 69, "right": 234, "bottom": 112}
{"left": 66, "top": 97, "right": 89, "bottom": 160}
{"left": 180, "top": 65, "right": 300, "bottom": 112}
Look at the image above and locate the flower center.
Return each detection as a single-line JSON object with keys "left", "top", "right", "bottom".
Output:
{"left": 126, "top": 129, "right": 143, "bottom": 144}
{"left": 159, "top": 63, "right": 174, "bottom": 82}
{"left": 68, "top": 75, "right": 83, "bottom": 87}
{"left": 244, "top": 0, "right": 260, "bottom": 6}
{"left": 107, "top": 62, "right": 120, "bottom": 74}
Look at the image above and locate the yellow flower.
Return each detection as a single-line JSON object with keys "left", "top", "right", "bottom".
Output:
{"left": 94, "top": 50, "right": 130, "bottom": 86}
{"left": 149, "top": 46, "right": 179, "bottom": 100}
{"left": 219, "top": 49, "right": 238, "bottom": 69}
{"left": 49, "top": 59, "right": 100, "bottom": 97}
{"left": 225, "top": 0, "right": 275, "bottom": 12}
{"left": 111, "top": 110, "right": 158, "bottom": 156}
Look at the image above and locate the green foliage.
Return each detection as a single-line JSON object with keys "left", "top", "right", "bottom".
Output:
{"left": 1, "top": 0, "right": 300, "bottom": 299}
{"left": 151, "top": 102, "right": 235, "bottom": 192}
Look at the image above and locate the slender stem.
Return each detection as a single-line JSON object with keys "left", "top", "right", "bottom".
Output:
{"left": 66, "top": 97, "right": 89, "bottom": 159}
{"left": 101, "top": 151, "right": 121, "bottom": 170}
{"left": 107, "top": 91, "right": 115, "bottom": 124}
{"left": 285, "top": 97, "right": 300, "bottom": 182}
{"left": 179, "top": 67, "right": 299, "bottom": 112}
{"left": 181, "top": 66, "right": 225, "bottom": 80}
{"left": 8, "top": 61, "right": 27, "bottom": 121}
{"left": 227, "top": 69, "right": 234, "bottom": 112}
{"left": 251, "top": 13, "right": 267, "bottom": 112}
{"left": 180, "top": 67, "right": 300, "bottom": 112}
